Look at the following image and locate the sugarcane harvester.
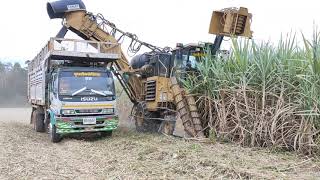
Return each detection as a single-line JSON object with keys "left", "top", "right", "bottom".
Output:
{"left": 47, "top": 0, "right": 252, "bottom": 138}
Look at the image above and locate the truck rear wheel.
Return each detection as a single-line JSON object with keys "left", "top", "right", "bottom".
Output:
{"left": 133, "top": 103, "right": 161, "bottom": 133}
{"left": 49, "top": 124, "right": 62, "bottom": 143}
{"left": 32, "top": 109, "right": 45, "bottom": 132}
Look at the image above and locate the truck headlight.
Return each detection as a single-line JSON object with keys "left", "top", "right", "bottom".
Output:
{"left": 101, "top": 108, "right": 114, "bottom": 114}
{"left": 61, "top": 109, "right": 76, "bottom": 115}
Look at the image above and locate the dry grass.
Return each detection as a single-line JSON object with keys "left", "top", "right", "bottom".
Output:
{"left": 0, "top": 108, "right": 320, "bottom": 179}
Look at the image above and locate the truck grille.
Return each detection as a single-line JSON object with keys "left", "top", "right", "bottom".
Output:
{"left": 145, "top": 80, "right": 156, "bottom": 101}
{"left": 74, "top": 121, "right": 104, "bottom": 125}
{"left": 76, "top": 109, "right": 101, "bottom": 114}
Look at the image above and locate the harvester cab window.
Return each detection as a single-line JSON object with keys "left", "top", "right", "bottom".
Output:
{"left": 177, "top": 49, "right": 190, "bottom": 68}
{"left": 172, "top": 50, "right": 184, "bottom": 70}
{"left": 182, "top": 54, "right": 188, "bottom": 65}
{"left": 185, "top": 48, "right": 204, "bottom": 70}
{"left": 187, "top": 55, "right": 197, "bottom": 69}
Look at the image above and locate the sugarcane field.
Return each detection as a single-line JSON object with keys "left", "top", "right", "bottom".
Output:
{"left": 1, "top": 0, "right": 320, "bottom": 179}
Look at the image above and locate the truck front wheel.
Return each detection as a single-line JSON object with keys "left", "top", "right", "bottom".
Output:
{"left": 101, "top": 131, "right": 113, "bottom": 137}
{"left": 49, "top": 124, "right": 62, "bottom": 143}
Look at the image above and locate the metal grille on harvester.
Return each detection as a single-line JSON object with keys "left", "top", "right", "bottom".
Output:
{"left": 145, "top": 80, "right": 156, "bottom": 101}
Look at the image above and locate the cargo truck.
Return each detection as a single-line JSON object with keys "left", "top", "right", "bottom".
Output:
{"left": 27, "top": 38, "right": 121, "bottom": 142}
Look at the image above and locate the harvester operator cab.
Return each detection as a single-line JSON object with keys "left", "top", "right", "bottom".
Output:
{"left": 172, "top": 43, "right": 206, "bottom": 81}
{"left": 173, "top": 45, "right": 203, "bottom": 68}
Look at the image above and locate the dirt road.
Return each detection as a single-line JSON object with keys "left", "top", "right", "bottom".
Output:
{"left": 0, "top": 108, "right": 319, "bottom": 179}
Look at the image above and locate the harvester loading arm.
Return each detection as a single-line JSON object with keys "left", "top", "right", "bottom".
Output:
{"left": 47, "top": 0, "right": 161, "bottom": 104}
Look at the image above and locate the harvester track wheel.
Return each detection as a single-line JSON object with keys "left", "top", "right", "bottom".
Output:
{"left": 32, "top": 109, "right": 45, "bottom": 132}
{"left": 49, "top": 123, "right": 61, "bottom": 143}
{"left": 133, "top": 103, "right": 161, "bottom": 133}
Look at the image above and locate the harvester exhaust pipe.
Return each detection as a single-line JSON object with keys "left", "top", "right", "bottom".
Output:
{"left": 47, "top": 0, "right": 86, "bottom": 19}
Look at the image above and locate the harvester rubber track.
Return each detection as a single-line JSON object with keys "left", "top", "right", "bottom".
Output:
{"left": 170, "top": 77, "right": 204, "bottom": 138}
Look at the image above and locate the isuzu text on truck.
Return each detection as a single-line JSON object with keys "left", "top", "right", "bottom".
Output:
{"left": 27, "top": 38, "right": 120, "bottom": 142}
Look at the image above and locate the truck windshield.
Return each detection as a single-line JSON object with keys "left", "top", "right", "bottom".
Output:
{"left": 59, "top": 71, "right": 115, "bottom": 96}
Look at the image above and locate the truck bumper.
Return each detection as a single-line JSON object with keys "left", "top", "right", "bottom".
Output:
{"left": 55, "top": 115, "right": 118, "bottom": 135}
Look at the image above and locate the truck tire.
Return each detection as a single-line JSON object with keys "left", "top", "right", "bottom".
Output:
{"left": 101, "top": 131, "right": 113, "bottom": 137}
{"left": 33, "top": 109, "right": 45, "bottom": 132}
{"left": 49, "top": 124, "right": 62, "bottom": 143}
{"left": 133, "top": 102, "right": 161, "bottom": 133}
{"left": 44, "top": 113, "right": 50, "bottom": 133}
{"left": 30, "top": 108, "right": 35, "bottom": 124}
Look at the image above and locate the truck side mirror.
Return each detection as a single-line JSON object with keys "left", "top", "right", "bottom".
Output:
{"left": 51, "top": 75, "right": 58, "bottom": 95}
{"left": 54, "top": 81, "right": 58, "bottom": 95}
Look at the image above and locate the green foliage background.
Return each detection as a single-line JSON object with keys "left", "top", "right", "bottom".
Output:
{"left": 0, "top": 61, "right": 28, "bottom": 106}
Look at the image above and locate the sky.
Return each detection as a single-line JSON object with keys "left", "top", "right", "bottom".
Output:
{"left": 1, "top": 0, "right": 320, "bottom": 65}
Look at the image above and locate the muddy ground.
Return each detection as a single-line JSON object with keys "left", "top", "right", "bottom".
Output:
{"left": 0, "top": 108, "right": 320, "bottom": 179}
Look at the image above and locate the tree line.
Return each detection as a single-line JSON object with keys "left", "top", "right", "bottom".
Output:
{"left": 0, "top": 61, "right": 28, "bottom": 107}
